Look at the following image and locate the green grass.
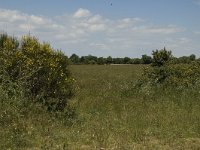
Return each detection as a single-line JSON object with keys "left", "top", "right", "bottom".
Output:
{"left": 1, "top": 65, "right": 200, "bottom": 149}
{"left": 67, "top": 65, "right": 200, "bottom": 149}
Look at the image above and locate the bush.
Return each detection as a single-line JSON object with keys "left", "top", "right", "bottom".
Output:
{"left": 151, "top": 47, "right": 172, "bottom": 67}
{"left": 0, "top": 34, "right": 75, "bottom": 111}
{"left": 141, "top": 63, "right": 200, "bottom": 87}
{"left": 0, "top": 70, "right": 33, "bottom": 149}
{"left": 136, "top": 49, "right": 200, "bottom": 92}
{"left": 141, "top": 54, "right": 152, "bottom": 64}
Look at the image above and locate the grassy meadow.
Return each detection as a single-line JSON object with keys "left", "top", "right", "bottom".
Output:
{"left": 68, "top": 65, "right": 200, "bottom": 149}
{"left": 1, "top": 64, "right": 200, "bottom": 149}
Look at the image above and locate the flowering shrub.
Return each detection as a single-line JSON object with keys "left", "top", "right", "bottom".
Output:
{"left": 0, "top": 34, "right": 75, "bottom": 111}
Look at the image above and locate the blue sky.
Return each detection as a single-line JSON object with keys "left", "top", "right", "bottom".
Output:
{"left": 0, "top": 0, "right": 200, "bottom": 57}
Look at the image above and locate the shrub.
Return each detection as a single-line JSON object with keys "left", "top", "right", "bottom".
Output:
{"left": 136, "top": 49, "right": 200, "bottom": 92}
{"left": 141, "top": 54, "right": 152, "bottom": 64}
{"left": 70, "top": 53, "right": 80, "bottom": 64}
{"left": 151, "top": 47, "right": 172, "bottom": 67}
{"left": 0, "top": 34, "right": 75, "bottom": 111}
{"left": 141, "top": 63, "right": 200, "bottom": 87}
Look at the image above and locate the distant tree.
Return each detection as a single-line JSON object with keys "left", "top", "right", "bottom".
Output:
{"left": 97, "top": 57, "right": 106, "bottom": 65}
{"left": 79, "top": 56, "right": 85, "bottom": 64}
{"left": 113, "top": 58, "right": 124, "bottom": 64}
{"left": 123, "top": 57, "right": 131, "bottom": 64}
{"left": 178, "top": 56, "right": 190, "bottom": 64}
{"left": 141, "top": 54, "right": 152, "bottom": 64}
{"left": 132, "top": 58, "right": 141, "bottom": 64}
{"left": 79, "top": 55, "right": 98, "bottom": 64}
{"left": 170, "top": 56, "right": 179, "bottom": 64}
{"left": 88, "top": 60, "right": 97, "bottom": 64}
{"left": 70, "top": 53, "right": 79, "bottom": 64}
{"left": 106, "top": 56, "right": 113, "bottom": 64}
{"left": 152, "top": 47, "right": 172, "bottom": 67}
{"left": 83, "top": 56, "right": 90, "bottom": 64}
{"left": 87, "top": 55, "right": 98, "bottom": 63}
{"left": 189, "top": 54, "right": 196, "bottom": 61}
{"left": 84, "top": 55, "right": 97, "bottom": 64}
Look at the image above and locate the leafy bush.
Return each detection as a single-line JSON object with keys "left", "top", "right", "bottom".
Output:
{"left": 151, "top": 47, "right": 172, "bottom": 67}
{"left": 136, "top": 49, "right": 200, "bottom": 92}
{"left": 142, "top": 63, "right": 200, "bottom": 87}
{"left": 141, "top": 54, "right": 152, "bottom": 64}
{"left": 0, "top": 34, "right": 75, "bottom": 111}
{"left": 0, "top": 71, "right": 32, "bottom": 149}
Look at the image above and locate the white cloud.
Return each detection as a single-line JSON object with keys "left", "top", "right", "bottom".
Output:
{"left": 131, "top": 25, "right": 185, "bottom": 34}
{"left": 116, "top": 18, "right": 144, "bottom": 29}
{"left": 73, "top": 8, "right": 91, "bottom": 18}
{"left": 0, "top": 8, "right": 196, "bottom": 57}
{"left": 30, "top": 15, "right": 47, "bottom": 25}
{"left": 0, "top": 9, "right": 26, "bottom": 22}
{"left": 88, "top": 15, "right": 103, "bottom": 23}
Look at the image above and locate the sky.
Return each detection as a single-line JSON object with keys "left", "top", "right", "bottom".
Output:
{"left": 0, "top": 0, "right": 200, "bottom": 58}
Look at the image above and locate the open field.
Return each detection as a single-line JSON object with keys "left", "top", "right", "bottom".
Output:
{"left": 67, "top": 65, "right": 200, "bottom": 149}
{"left": 1, "top": 64, "right": 200, "bottom": 149}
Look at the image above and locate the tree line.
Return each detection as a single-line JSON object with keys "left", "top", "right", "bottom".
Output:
{"left": 69, "top": 50, "right": 198, "bottom": 65}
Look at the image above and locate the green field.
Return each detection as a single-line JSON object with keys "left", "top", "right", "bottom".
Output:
{"left": 1, "top": 65, "right": 200, "bottom": 149}
{"left": 68, "top": 65, "right": 200, "bottom": 149}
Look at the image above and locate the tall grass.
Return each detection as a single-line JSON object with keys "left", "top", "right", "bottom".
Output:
{"left": 66, "top": 65, "right": 200, "bottom": 149}
{"left": 1, "top": 64, "right": 200, "bottom": 149}
{"left": 0, "top": 70, "right": 73, "bottom": 149}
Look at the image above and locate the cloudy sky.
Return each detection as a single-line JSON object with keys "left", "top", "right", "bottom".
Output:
{"left": 0, "top": 0, "right": 200, "bottom": 57}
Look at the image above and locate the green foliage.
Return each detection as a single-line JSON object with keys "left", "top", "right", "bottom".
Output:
{"left": 140, "top": 63, "right": 200, "bottom": 88}
{"left": 2, "top": 33, "right": 200, "bottom": 149}
{"left": 0, "top": 80, "right": 30, "bottom": 149}
{"left": 97, "top": 57, "right": 106, "bottom": 65}
{"left": 106, "top": 56, "right": 113, "bottom": 64}
{"left": 0, "top": 33, "right": 76, "bottom": 149}
{"left": 70, "top": 53, "right": 80, "bottom": 64}
{"left": 141, "top": 54, "right": 152, "bottom": 64}
{"left": 68, "top": 65, "right": 200, "bottom": 149}
{"left": 178, "top": 56, "right": 191, "bottom": 64}
{"left": 1, "top": 64, "right": 200, "bottom": 149}
{"left": 123, "top": 57, "right": 131, "bottom": 64}
{"left": 0, "top": 34, "right": 75, "bottom": 111}
{"left": 112, "top": 58, "right": 124, "bottom": 64}
{"left": 0, "top": 75, "right": 74, "bottom": 149}
{"left": 171, "top": 54, "right": 197, "bottom": 64}
{"left": 137, "top": 49, "right": 200, "bottom": 91}
{"left": 152, "top": 47, "right": 172, "bottom": 67}
{"left": 0, "top": 33, "right": 19, "bottom": 50}
{"left": 79, "top": 55, "right": 98, "bottom": 64}
{"left": 132, "top": 58, "right": 141, "bottom": 64}
{"left": 189, "top": 54, "right": 196, "bottom": 61}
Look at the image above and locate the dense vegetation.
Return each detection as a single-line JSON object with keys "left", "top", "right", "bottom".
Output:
{"left": 69, "top": 47, "right": 198, "bottom": 65}
{"left": 1, "top": 34, "right": 200, "bottom": 149}
{"left": 137, "top": 48, "right": 200, "bottom": 91}
{"left": 0, "top": 34, "right": 76, "bottom": 149}
{"left": 0, "top": 34, "right": 75, "bottom": 111}
{"left": 69, "top": 65, "right": 200, "bottom": 149}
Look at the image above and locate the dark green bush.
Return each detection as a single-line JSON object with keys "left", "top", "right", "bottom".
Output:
{"left": 151, "top": 47, "right": 172, "bottom": 67}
